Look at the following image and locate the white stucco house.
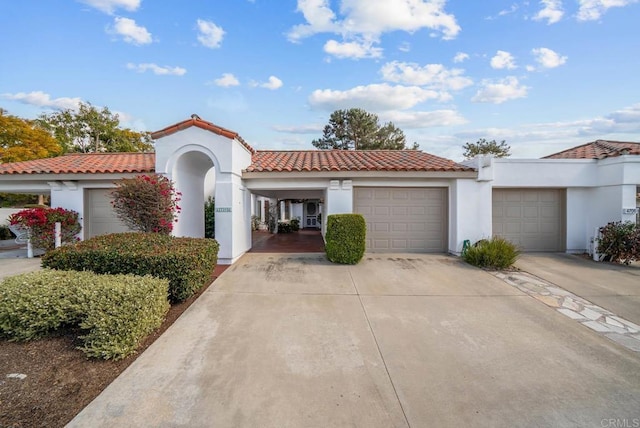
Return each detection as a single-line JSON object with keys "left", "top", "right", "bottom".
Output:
{"left": 1, "top": 115, "right": 638, "bottom": 264}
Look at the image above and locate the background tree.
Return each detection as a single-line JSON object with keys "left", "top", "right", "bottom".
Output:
{"left": 312, "top": 108, "right": 418, "bottom": 150}
{"left": 0, "top": 111, "right": 62, "bottom": 163}
{"left": 462, "top": 138, "right": 511, "bottom": 159}
{"left": 37, "top": 102, "right": 153, "bottom": 153}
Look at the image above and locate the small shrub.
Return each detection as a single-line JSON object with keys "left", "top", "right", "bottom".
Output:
{"left": 597, "top": 221, "right": 640, "bottom": 265}
{"left": 0, "top": 225, "right": 15, "bottom": 240}
{"left": 8, "top": 207, "right": 81, "bottom": 251}
{"left": 277, "top": 222, "right": 293, "bottom": 233}
{"left": 325, "top": 214, "right": 366, "bottom": 264}
{"left": 42, "top": 233, "right": 219, "bottom": 302}
{"left": 0, "top": 269, "right": 169, "bottom": 360}
{"left": 111, "top": 174, "right": 181, "bottom": 235}
{"left": 290, "top": 218, "right": 300, "bottom": 232}
{"left": 204, "top": 196, "right": 215, "bottom": 238}
{"left": 463, "top": 236, "right": 520, "bottom": 270}
{"left": 251, "top": 215, "right": 261, "bottom": 231}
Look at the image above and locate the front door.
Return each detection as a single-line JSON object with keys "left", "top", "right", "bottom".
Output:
{"left": 305, "top": 202, "right": 317, "bottom": 228}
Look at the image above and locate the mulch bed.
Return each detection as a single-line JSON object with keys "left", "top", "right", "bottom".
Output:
{"left": 0, "top": 265, "right": 228, "bottom": 428}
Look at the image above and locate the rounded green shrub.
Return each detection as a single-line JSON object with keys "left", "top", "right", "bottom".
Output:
{"left": 325, "top": 214, "right": 366, "bottom": 264}
{"left": 462, "top": 236, "right": 519, "bottom": 270}
{"left": 42, "top": 232, "right": 219, "bottom": 302}
{"left": 0, "top": 269, "right": 169, "bottom": 360}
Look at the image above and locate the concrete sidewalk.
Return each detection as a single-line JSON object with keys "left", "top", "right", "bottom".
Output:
{"left": 516, "top": 253, "right": 640, "bottom": 326}
{"left": 69, "top": 253, "right": 640, "bottom": 427}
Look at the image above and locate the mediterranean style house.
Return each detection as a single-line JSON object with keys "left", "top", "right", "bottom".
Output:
{"left": 1, "top": 115, "right": 638, "bottom": 264}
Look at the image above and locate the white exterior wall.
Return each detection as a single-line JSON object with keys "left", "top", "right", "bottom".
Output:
{"left": 0, "top": 208, "right": 24, "bottom": 225}
{"left": 449, "top": 179, "right": 493, "bottom": 254}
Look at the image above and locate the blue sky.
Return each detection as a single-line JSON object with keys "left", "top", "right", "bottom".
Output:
{"left": 1, "top": 0, "right": 639, "bottom": 160}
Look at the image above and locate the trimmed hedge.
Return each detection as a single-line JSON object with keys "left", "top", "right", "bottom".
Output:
{"left": 42, "top": 233, "right": 219, "bottom": 302}
{"left": 325, "top": 214, "right": 366, "bottom": 264}
{"left": 0, "top": 269, "right": 169, "bottom": 360}
{"left": 462, "top": 236, "right": 520, "bottom": 270}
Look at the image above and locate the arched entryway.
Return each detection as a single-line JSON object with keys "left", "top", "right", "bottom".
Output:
{"left": 171, "top": 150, "right": 216, "bottom": 238}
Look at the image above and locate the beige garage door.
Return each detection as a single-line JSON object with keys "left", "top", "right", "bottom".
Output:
{"left": 354, "top": 187, "right": 447, "bottom": 252}
{"left": 85, "top": 189, "right": 132, "bottom": 239}
{"left": 492, "top": 189, "right": 565, "bottom": 251}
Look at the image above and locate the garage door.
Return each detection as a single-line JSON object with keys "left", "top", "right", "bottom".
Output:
{"left": 492, "top": 189, "right": 565, "bottom": 251}
{"left": 354, "top": 187, "right": 447, "bottom": 252}
{"left": 84, "top": 189, "right": 132, "bottom": 239}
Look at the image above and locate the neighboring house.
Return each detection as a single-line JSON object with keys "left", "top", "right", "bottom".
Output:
{"left": 0, "top": 115, "right": 638, "bottom": 264}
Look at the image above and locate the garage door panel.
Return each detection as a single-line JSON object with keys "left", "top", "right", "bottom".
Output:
{"left": 493, "top": 189, "right": 564, "bottom": 252}
{"left": 355, "top": 187, "right": 447, "bottom": 253}
{"left": 85, "top": 189, "right": 132, "bottom": 239}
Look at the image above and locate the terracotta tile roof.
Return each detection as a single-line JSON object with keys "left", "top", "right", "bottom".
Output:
{"left": 543, "top": 140, "right": 640, "bottom": 159}
{"left": 245, "top": 150, "right": 473, "bottom": 172}
{"left": 0, "top": 153, "right": 155, "bottom": 175}
{"left": 150, "top": 114, "right": 255, "bottom": 154}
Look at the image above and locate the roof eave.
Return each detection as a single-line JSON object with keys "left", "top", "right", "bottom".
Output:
{"left": 242, "top": 170, "right": 477, "bottom": 179}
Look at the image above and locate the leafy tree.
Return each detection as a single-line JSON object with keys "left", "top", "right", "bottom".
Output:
{"left": 36, "top": 102, "right": 153, "bottom": 153}
{"left": 0, "top": 112, "right": 62, "bottom": 163}
{"left": 111, "top": 174, "right": 181, "bottom": 235}
{"left": 462, "top": 138, "right": 511, "bottom": 159}
{"left": 312, "top": 108, "right": 418, "bottom": 150}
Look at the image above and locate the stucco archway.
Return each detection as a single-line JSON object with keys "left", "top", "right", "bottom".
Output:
{"left": 152, "top": 118, "right": 254, "bottom": 264}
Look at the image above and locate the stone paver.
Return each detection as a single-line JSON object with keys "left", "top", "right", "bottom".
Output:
{"left": 494, "top": 270, "right": 640, "bottom": 353}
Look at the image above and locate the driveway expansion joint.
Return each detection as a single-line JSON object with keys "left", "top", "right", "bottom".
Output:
{"left": 492, "top": 271, "right": 640, "bottom": 352}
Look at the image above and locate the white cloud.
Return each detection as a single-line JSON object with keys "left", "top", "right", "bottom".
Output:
{"left": 380, "top": 61, "right": 473, "bottom": 92}
{"left": 398, "top": 42, "right": 411, "bottom": 52}
{"left": 577, "top": 0, "right": 639, "bottom": 21}
{"left": 196, "top": 19, "right": 225, "bottom": 48}
{"left": 531, "top": 47, "right": 567, "bottom": 69}
{"left": 490, "top": 50, "right": 517, "bottom": 70}
{"left": 308, "top": 83, "right": 442, "bottom": 111}
{"left": 2, "top": 91, "right": 82, "bottom": 110}
{"left": 110, "top": 17, "right": 152, "bottom": 45}
{"left": 453, "top": 52, "right": 469, "bottom": 63}
{"left": 126, "top": 63, "right": 187, "bottom": 76}
{"left": 272, "top": 124, "right": 324, "bottom": 134}
{"left": 78, "top": 0, "right": 140, "bottom": 14}
{"left": 450, "top": 103, "right": 640, "bottom": 158}
{"left": 213, "top": 73, "right": 240, "bottom": 87}
{"left": 288, "top": 0, "right": 460, "bottom": 57}
{"left": 533, "top": 0, "right": 564, "bottom": 24}
{"left": 472, "top": 76, "right": 528, "bottom": 104}
{"left": 379, "top": 110, "right": 467, "bottom": 128}
{"left": 252, "top": 76, "right": 283, "bottom": 90}
{"left": 323, "top": 39, "right": 383, "bottom": 59}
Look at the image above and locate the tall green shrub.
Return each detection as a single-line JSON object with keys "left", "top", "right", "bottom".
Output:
{"left": 462, "top": 237, "right": 519, "bottom": 270}
{"left": 325, "top": 214, "right": 366, "bottom": 264}
{"left": 204, "top": 196, "right": 215, "bottom": 238}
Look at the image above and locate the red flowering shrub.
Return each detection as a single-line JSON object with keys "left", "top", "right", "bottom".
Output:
{"left": 9, "top": 207, "right": 81, "bottom": 251}
{"left": 111, "top": 174, "right": 181, "bottom": 235}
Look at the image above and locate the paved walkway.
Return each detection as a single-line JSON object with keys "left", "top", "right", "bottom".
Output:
{"left": 69, "top": 253, "right": 640, "bottom": 427}
{"left": 250, "top": 229, "right": 325, "bottom": 253}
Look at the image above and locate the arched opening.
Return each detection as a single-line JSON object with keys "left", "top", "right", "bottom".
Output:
{"left": 172, "top": 151, "right": 216, "bottom": 238}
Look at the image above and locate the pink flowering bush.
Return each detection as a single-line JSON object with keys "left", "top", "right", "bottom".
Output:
{"left": 9, "top": 207, "right": 81, "bottom": 251}
{"left": 111, "top": 174, "right": 181, "bottom": 235}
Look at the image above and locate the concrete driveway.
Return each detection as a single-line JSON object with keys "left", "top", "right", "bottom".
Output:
{"left": 516, "top": 253, "right": 640, "bottom": 327}
{"left": 69, "top": 253, "right": 640, "bottom": 428}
